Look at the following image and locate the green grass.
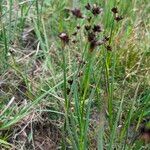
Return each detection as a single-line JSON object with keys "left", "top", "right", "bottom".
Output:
{"left": 0, "top": 0, "right": 150, "bottom": 149}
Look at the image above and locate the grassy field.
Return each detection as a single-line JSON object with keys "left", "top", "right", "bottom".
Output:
{"left": 0, "top": 0, "right": 150, "bottom": 149}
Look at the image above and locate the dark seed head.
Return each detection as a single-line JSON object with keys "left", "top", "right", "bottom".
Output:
{"left": 72, "top": 32, "right": 77, "bottom": 36}
{"left": 72, "top": 40, "right": 77, "bottom": 44}
{"left": 106, "top": 45, "right": 112, "bottom": 51}
{"left": 92, "top": 4, "right": 102, "bottom": 16}
{"left": 87, "top": 16, "right": 92, "bottom": 23}
{"left": 66, "top": 88, "right": 71, "bottom": 95}
{"left": 89, "top": 39, "right": 98, "bottom": 50}
{"left": 93, "top": 25, "right": 102, "bottom": 32}
{"left": 85, "top": 25, "right": 91, "bottom": 31}
{"left": 111, "top": 7, "right": 118, "bottom": 14}
{"left": 76, "top": 25, "right": 81, "bottom": 30}
{"left": 71, "top": 8, "right": 83, "bottom": 18}
{"left": 58, "top": 32, "right": 69, "bottom": 43}
{"left": 102, "top": 36, "right": 110, "bottom": 43}
{"left": 88, "top": 32, "right": 96, "bottom": 42}
{"left": 78, "top": 59, "right": 85, "bottom": 65}
{"left": 85, "top": 3, "right": 91, "bottom": 10}
{"left": 104, "top": 36, "right": 110, "bottom": 41}
{"left": 115, "top": 16, "right": 123, "bottom": 22}
{"left": 68, "top": 79, "right": 73, "bottom": 85}
{"left": 78, "top": 71, "right": 83, "bottom": 77}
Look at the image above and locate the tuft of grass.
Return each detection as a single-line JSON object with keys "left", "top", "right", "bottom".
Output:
{"left": 0, "top": 0, "right": 150, "bottom": 149}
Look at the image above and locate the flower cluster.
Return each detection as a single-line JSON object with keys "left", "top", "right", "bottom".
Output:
{"left": 71, "top": 8, "right": 84, "bottom": 18}
{"left": 85, "top": 3, "right": 103, "bottom": 16}
{"left": 59, "top": 3, "right": 123, "bottom": 51}
{"left": 111, "top": 7, "right": 123, "bottom": 22}
{"left": 58, "top": 32, "right": 70, "bottom": 44}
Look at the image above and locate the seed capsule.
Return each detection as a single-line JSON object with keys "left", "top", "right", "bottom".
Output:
{"left": 71, "top": 8, "right": 83, "bottom": 18}
{"left": 92, "top": 4, "right": 103, "bottom": 16}
{"left": 115, "top": 16, "right": 123, "bottom": 22}
{"left": 88, "top": 32, "right": 96, "bottom": 42}
{"left": 58, "top": 32, "right": 69, "bottom": 43}
{"left": 85, "top": 25, "right": 91, "bottom": 31}
{"left": 106, "top": 45, "right": 112, "bottom": 51}
{"left": 111, "top": 7, "right": 118, "bottom": 14}
{"left": 92, "top": 25, "right": 102, "bottom": 32}
{"left": 68, "top": 79, "right": 73, "bottom": 85}
{"left": 85, "top": 3, "right": 91, "bottom": 10}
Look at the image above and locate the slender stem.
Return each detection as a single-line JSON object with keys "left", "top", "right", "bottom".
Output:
{"left": 61, "top": 45, "right": 69, "bottom": 112}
